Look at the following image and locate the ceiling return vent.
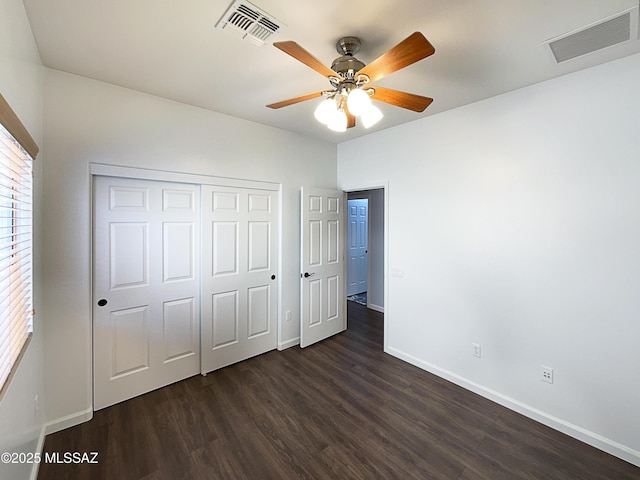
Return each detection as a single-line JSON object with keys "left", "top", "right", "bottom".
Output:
{"left": 216, "top": 0, "right": 284, "bottom": 46}
{"left": 546, "top": 7, "right": 639, "bottom": 63}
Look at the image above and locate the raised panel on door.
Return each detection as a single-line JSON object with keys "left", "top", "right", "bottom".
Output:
{"left": 94, "top": 176, "right": 200, "bottom": 410}
{"left": 163, "top": 188, "right": 194, "bottom": 211}
{"left": 300, "top": 187, "right": 346, "bottom": 348}
{"left": 327, "top": 275, "right": 339, "bottom": 321}
{"left": 163, "top": 223, "right": 195, "bottom": 282}
{"left": 162, "top": 297, "right": 197, "bottom": 363}
{"left": 110, "top": 306, "right": 149, "bottom": 378}
{"left": 248, "top": 222, "right": 271, "bottom": 272}
{"left": 309, "top": 220, "right": 322, "bottom": 267}
{"left": 308, "top": 278, "right": 322, "bottom": 326}
{"left": 247, "top": 285, "right": 270, "bottom": 338}
{"left": 110, "top": 186, "right": 148, "bottom": 211}
{"left": 110, "top": 223, "right": 148, "bottom": 290}
{"left": 211, "top": 290, "right": 239, "bottom": 348}
{"left": 201, "top": 185, "right": 278, "bottom": 374}
{"left": 327, "top": 220, "right": 339, "bottom": 264}
{"left": 212, "top": 222, "right": 239, "bottom": 276}
{"left": 213, "top": 191, "right": 239, "bottom": 211}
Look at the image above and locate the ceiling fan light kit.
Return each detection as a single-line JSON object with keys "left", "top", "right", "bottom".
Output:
{"left": 313, "top": 86, "right": 383, "bottom": 132}
{"left": 360, "top": 103, "right": 383, "bottom": 128}
{"left": 267, "top": 32, "right": 435, "bottom": 132}
{"left": 346, "top": 87, "right": 370, "bottom": 116}
{"left": 327, "top": 109, "right": 348, "bottom": 132}
{"left": 314, "top": 98, "right": 337, "bottom": 124}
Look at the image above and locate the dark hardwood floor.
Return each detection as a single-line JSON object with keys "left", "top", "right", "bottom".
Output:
{"left": 39, "top": 302, "right": 639, "bottom": 479}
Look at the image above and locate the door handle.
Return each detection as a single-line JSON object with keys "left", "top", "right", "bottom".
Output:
{"left": 303, "top": 272, "right": 315, "bottom": 278}
{"left": 97, "top": 299, "right": 108, "bottom": 307}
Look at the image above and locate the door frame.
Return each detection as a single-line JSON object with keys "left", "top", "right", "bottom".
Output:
{"left": 346, "top": 194, "right": 370, "bottom": 300}
{"left": 89, "top": 163, "right": 283, "bottom": 405}
{"left": 341, "top": 181, "right": 389, "bottom": 352}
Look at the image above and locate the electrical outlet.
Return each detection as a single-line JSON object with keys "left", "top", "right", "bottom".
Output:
{"left": 472, "top": 343, "right": 481, "bottom": 358}
{"left": 285, "top": 310, "right": 292, "bottom": 322}
{"left": 541, "top": 366, "right": 554, "bottom": 384}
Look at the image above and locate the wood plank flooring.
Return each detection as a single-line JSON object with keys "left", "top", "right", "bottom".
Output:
{"left": 39, "top": 302, "right": 640, "bottom": 479}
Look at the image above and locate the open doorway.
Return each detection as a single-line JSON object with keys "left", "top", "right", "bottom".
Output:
{"left": 347, "top": 197, "right": 368, "bottom": 303}
{"left": 346, "top": 188, "right": 384, "bottom": 314}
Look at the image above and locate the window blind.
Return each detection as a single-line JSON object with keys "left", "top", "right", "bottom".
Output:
{"left": 0, "top": 119, "right": 33, "bottom": 393}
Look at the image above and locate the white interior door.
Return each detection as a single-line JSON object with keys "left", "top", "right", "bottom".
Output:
{"left": 300, "top": 187, "right": 346, "bottom": 348}
{"left": 93, "top": 176, "right": 200, "bottom": 410}
{"left": 347, "top": 198, "right": 368, "bottom": 296}
{"left": 200, "top": 185, "right": 278, "bottom": 373}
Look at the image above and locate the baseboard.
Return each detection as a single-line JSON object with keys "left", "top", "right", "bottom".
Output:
{"left": 386, "top": 346, "right": 640, "bottom": 468}
{"left": 367, "top": 303, "right": 384, "bottom": 313}
{"left": 278, "top": 337, "right": 300, "bottom": 350}
{"left": 29, "top": 423, "right": 47, "bottom": 480}
{"left": 45, "top": 406, "right": 93, "bottom": 435}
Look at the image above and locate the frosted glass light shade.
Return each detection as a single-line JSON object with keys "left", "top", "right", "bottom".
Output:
{"left": 314, "top": 99, "right": 336, "bottom": 125}
{"left": 328, "top": 109, "right": 348, "bottom": 132}
{"left": 360, "top": 104, "right": 383, "bottom": 128}
{"left": 346, "top": 88, "right": 371, "bottom": 116}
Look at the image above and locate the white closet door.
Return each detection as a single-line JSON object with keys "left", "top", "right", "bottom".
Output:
{"left": 200, "top": 185, "right": 278, "bottom": 373}
{"left": 300, "top": 187, "right": 347, "bottom": 348}
{"left": 93, "top": 176, "right": 200, "bottom": 410}
{"left": 347, "top": 198, "right": 368, "bottom": 296}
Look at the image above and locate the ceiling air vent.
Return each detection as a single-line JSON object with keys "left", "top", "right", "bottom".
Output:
{"left": 546, "top": 7, "right": 639, "bottom": 63}
{"left": 216, "top": 0, "right": 284, "bottom": 46}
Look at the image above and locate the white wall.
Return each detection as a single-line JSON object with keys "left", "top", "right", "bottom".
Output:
{"left": 338, "top": 52, "right": 640, "bottom": 466}
{"left": 41, "top": 69, "right": 337, "bottom": 431}
{"left": 0, "top": 0, "right": 45, "bottom": 478}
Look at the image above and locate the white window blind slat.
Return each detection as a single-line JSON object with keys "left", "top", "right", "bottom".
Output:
{"left": 0, "top": 245, "right": 31, "bottom": 266}
{"left": 0, "top": 283, "right": 31, "bottom": 315}
{"left": 0, "top": 283, "right": 31, "bottom": 308}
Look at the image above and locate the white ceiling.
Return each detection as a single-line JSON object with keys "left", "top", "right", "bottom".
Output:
{"left": 22, "top": 0, "right": 640, "bottom": 144}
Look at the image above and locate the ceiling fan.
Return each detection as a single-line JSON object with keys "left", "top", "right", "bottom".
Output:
{"left": 267, "top": 32, "right": 435, "bottom": 132}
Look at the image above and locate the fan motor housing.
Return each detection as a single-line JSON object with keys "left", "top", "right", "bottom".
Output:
{"left": 331, "top": 55, "right": 366, "bottom": 77}
{"left": 332, "top": 36, "right": 365, "bottom": 77}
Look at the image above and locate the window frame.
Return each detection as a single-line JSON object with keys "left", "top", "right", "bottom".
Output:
{"left": 0, "top": 93, "right": 38, "bottom": 398}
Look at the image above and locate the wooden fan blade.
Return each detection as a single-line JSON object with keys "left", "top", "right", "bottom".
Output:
{"left": 274, "top": 41, "right": 337, "bottom": 79}
{"left": 267, "top": 91, "right": 325, "bottom": 109}
{"left": 358, "top": 32, "right": 435, "bottom": 83}
{"left": 370, "top": 86, "right": 433, "bottom": 112}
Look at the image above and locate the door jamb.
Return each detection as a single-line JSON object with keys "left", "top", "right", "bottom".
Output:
{"left": 341, "top": 181, "right": 389, "bottom": 353}
{"left": 346, "top": 194, "right": 370, "bottom": 303}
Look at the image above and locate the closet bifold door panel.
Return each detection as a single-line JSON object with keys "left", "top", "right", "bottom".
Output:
{"left": 200, "top": 185, "right": 278, "bottom": 374}
{"left": 93, "top": 176, "right": 201, "bottom": 410}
